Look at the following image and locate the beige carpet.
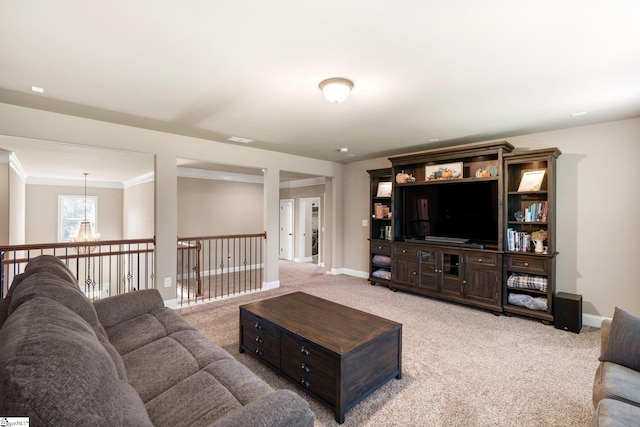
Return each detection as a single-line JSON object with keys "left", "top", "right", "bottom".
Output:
{"left": 178, "top": 261, "right": 600, "bottom": 426}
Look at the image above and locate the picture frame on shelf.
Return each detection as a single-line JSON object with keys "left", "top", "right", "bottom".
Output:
{"left": 376, "top": 182, "right": 392, "bottom": 197}
{"left": 425, "top": 162, "right": 463, "bottom": 181}
{"left": 517, "top": 170, "right": 546, "bottom": 192}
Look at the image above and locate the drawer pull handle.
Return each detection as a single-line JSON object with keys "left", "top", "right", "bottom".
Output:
{"left": 254, "top": 322, "right": 263, "bottom": 330}
{"left": 255, "top": 337, "right": 263, "bottom": 344}
{"left": 300, "top": 346, "right": 311, "bottom": 356}
{"left": 402, "top": 250, "right": 406, "bottom": 253}
{"left": 301, "top": 363, "right": 311, "bottom": 373}
{"left": 477, "top": 259, "right": 482, "bottom": 263}
{"left": 254, "top": 349, "right": 263, "bottom": 357}
{"left": 524, "top": 262, "right": 529, "bottom": 267}
{"left": 378, "top": 246, "right": 383, "bottom": 250}
{"left": 301, "top": 379, "right": 311, "bottom": 388}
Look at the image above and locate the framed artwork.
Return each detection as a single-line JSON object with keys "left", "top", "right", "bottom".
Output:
{"left": 425, "top": 162, "right": 463, "bottom": 181}
{"left": 517, "top": 170, "right": 546, "bottom": 192}
{"left": 376, "top": 181, "right": 392, "bottom": 197}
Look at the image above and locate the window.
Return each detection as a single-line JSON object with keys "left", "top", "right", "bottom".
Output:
{"left": 58, "top": 195, "right": 98, "bottom": 242}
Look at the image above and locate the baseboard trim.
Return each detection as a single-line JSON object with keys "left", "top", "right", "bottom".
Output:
{"left": 583, "top": 313, "right": 608, "bottom": 328}
{"left": 164, "top": 299, "right": 178, "bottom": 309}
{"left": 329, "top": 268, "right": 369, "bottom": 279}
{"left": 264, "top": 280, "right": 280, "bottom": 290}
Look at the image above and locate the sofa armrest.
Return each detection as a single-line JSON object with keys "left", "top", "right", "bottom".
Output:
{"left": 600, "top": 318, "right": 612, "bottom": 356}
{"left": 210, "top": 390, "right": 314, "bottom": 427}
{"left": 94, "top": 289, "right": 165, "bottom": 328}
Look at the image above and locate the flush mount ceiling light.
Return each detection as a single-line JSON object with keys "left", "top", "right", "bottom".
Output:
{"left": 319, "top": 78, "right": 354, "bottom": 103}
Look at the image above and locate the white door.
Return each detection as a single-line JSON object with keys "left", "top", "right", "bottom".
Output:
{"left": 279, "top": 199, "right": 294, "bottom": 261}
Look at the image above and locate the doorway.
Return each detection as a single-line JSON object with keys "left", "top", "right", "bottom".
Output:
{"left": 299, "top": 197, "right": 321, "bottom": 265}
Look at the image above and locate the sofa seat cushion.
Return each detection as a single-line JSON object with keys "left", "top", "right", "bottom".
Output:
{"left": 124, "top": 336, "right": 202, "bottom": 402}
{"left": 104, "top": 306, "right": 196, "bottom": 355}
{"left": 144, "top": 370, "right": 246, "bottom": 426}
{"left": 594, "top": 361, "right": 640, "bottom": 408}
{"left": 590, "top": 398, "right": 640, "bottom": 427}
{"left": 0, "top": 296, "right": 152, "bottom": 426}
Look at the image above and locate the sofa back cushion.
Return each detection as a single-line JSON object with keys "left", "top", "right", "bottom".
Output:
{"left": 599, "top": 307, "right": 640, "bottom": 372}
{"left": 0, "top": 295, "right": 152, "bottom": 426}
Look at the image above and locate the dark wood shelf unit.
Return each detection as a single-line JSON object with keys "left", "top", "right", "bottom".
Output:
{"left": 367, "top": 168, "right": 393, "bottom": 286}
{"left": 503, "top": 148, "right": 561, "bottom": 323}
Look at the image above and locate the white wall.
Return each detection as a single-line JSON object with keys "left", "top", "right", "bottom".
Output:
{"left": 0, "top": 102, "right": 343, "bottom": 300}
{"left": 25, "top": 184, "right": 123, "bottom": 243}
{"left": 4, "top": 101, "right": 635, "bottom": 318}
{"left": 0, "top": 159, "right": 8, "bottom": 244}
{"left": 343, "top": 118, "right": 640, "bottom": 319}
{"left": 177, "top": 177, "right": 263, "bottom": 236}
{"left": 123, "top": 180, "right": 154, "bottom": 239}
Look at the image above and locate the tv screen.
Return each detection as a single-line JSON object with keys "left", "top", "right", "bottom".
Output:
{"left": 403, "top": 180, "right": 498, "bottom": 244}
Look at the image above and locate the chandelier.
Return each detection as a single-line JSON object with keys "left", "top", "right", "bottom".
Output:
{"left": 73, "top": 172, "right": 99, "bottom": 251}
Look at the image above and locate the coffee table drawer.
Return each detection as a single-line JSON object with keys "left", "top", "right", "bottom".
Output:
{"left": 240, "top": 309, "right": 280, "bottom": 367}
{"left": 281, "top": 332, "right": 337, "bottom": 403}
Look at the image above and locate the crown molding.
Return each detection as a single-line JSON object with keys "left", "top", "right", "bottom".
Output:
{"left": 8, "top": 152, "right": 28, "bottom": 181}
{"left": 279, "top": 176, "right": 326, "bottom": 189}
{"left": 177, "top": 167, "right": 264, "bottom": 184}
{"left": 124, "top": 171, "right": 155, "bottom": 188}
{"left": 25, "top": 176, "right": 123, "bottom": 189}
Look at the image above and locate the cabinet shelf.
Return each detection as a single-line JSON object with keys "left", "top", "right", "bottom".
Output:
{"left": 506, "top": 287, "right": 547, "bottom": 296}
{"left": 395, "top": 176, "right": 499, "bottom": 187}
{"left": 504, "top": 304, "right": 554, "bottom": 322}
{"left": 508, "top": 190, "right": 548, "bottom": 196}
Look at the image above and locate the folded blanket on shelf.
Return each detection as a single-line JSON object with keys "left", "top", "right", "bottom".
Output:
{"left": 372, "top": 269, "right": 391, "bottom": 280}
{"left": 372, "top": 255, "right": 392, "bottom": 267}
{"left": 507, "top": 273, "right": 547, "bottom": 292}
{"left": 508, "top": 293, "right": 548, "bottom": 311}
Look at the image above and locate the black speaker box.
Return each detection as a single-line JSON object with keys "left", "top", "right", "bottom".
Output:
{"left": 554, "top": 292, "right": 582, "bottom": 333}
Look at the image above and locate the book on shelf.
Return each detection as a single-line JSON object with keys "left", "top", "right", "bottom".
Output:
{"left": 374, "top": 203, "right": 390, "bottom": 219}
{"left": 507, "top": 228, "right": 532, "bottom": 252}
{"left": 522, "top": 201, "right": 549, "bottom": 222}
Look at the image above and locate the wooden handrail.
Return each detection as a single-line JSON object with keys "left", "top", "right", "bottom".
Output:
{"left": 0, "top": 238, "right": 156, "bottom": 265}
{"left": 0, "top": 238, "right": 155, "bottom": 252}
{"left": 177, "top": 232, "right": 266, "bottom": 241}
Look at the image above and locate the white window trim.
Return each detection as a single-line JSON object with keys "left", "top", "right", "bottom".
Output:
{"left": 58, "top": 195, "right": 99, "bottom": 242}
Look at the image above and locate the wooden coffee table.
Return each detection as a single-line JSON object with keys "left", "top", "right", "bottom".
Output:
{"left": 239, "top": 291, "right": 402, "bottom": 423}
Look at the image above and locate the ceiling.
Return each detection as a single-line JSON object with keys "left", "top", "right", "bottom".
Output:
{"left": 1, "top": 1, "right": 639, "bottom": 177}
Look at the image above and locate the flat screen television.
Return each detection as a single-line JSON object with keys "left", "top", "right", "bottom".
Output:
{"left": 402, "top": 180, "right": 499, "bottom": 246}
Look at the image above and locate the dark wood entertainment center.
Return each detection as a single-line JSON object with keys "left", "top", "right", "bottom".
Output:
{"left": 368, "top": 141, "right": 560, "bottom": 323}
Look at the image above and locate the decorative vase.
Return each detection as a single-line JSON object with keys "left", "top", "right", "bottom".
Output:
{"left": 533, "top": 239, "right": 545, "bottom": 253}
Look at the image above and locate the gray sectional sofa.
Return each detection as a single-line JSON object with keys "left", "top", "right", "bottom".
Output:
{"left": 0, "top": 255, "right": 314, "bottom": 426}
{"left": 590, "top": 308, "right": 640, "bottom": 426}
